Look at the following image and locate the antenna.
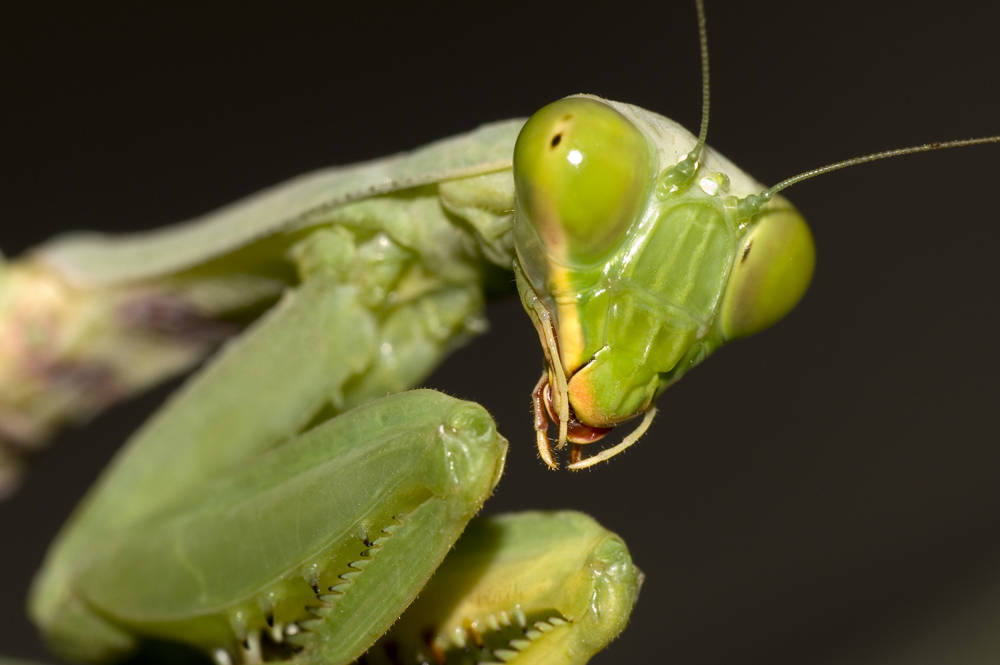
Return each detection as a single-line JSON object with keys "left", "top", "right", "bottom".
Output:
{"left": 764, "top": 136, "right": 1000, "bottom": 200}
{"left": 692, "top": 0, "right": 710, "bottom": 158}
{"left": 658, "top": 0, "right": 712, "bottom": 195}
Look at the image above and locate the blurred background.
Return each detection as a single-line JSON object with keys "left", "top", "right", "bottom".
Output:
{"left": 2, "top": 2, "right": 999, "bottom": 663}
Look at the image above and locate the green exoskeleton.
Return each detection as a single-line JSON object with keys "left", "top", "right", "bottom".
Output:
{"left": 35, "top": 389, "right": 509, "bottom": 663}
{"left": 4, "top": 1, "right": 998, "bottom": 663}
{"left": 512, "top": 95, "right": 815, "bottom": 468}
{"left": 508, "top": 8, "right": 999, "bottom": 469}
{"left": 15, "top": 102, "right": 643, "bottom": 664}
{"left": 364, "top": 511, "right": 640, "bottom": 665}
{"left": 8, "top": 0, "right": 994, "bottom": 478}
{"left": 511, "top": 97, "right": 999, "bottom": 468}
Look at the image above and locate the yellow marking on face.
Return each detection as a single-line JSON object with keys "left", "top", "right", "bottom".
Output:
{"left": 548, "top": 263, "right": 585, "bottom": 375}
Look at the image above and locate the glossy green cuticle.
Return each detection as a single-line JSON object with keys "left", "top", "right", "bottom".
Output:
{"left": 719, "top": 205, "right": 815, "bottom": 340}
{"left": 513, "top": 97, "right": 653, "bottom": 263}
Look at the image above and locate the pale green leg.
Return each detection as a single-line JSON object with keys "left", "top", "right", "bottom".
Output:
{"left": 67, "top": 391, "right": 507, "bottom": 665}
{"left": 1, "top": 167, "right": 516, "bottom": 496}
{"left": 364, "top": 511, "right": 642, "bottom": 665}
{"left": 29, "top": 275, "right": 376, "bottom": 661}
{"left": 29, "top": 207, "right": 494, "bottom": 662}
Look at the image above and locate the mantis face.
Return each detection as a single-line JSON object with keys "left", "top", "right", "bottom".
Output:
{"left": 513, "top": 95, "right": 815, "bottom": 468}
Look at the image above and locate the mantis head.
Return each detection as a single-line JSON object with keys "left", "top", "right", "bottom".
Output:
{"left": 512, "top": 95, "right": 815, "bottom": 469}
{"left": 513, "top": 86, "right": 997, "bottom": 471}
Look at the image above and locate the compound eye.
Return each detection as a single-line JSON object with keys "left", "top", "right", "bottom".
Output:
{"left": 719, "top": 205, "right": 815, "bottom": 340}
{"left": 513, "top": 97, "right": 653, "bottom": 264}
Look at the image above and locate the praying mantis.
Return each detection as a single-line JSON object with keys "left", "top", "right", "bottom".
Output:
{"left": 3, "top": 2, "right": 1000, "bottom": 665}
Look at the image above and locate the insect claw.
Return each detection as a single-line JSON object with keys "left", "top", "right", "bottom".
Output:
{"left": 467, "top": 620, "right": 483, "bottom": 646}
{"left": 533, "top": 620, "right": 553, "bottom": 633}
{"left": 494, "top": 648, "right": 519, "bottom": 662}
{"left": 242, "top": 630, "right": 262, "bottom": 665}
{"left": 299, "top": 618, "right": 324, "bottom": 632}
{"left": 306, "top": 604, "right": 332, "bottom": 618}
{"left": 486, "top": 613, "right": 501, "bottom": 631}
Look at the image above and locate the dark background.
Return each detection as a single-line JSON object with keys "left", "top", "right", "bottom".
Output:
{"left": 2, "top": 2, "right": 999, "bottom": 663}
